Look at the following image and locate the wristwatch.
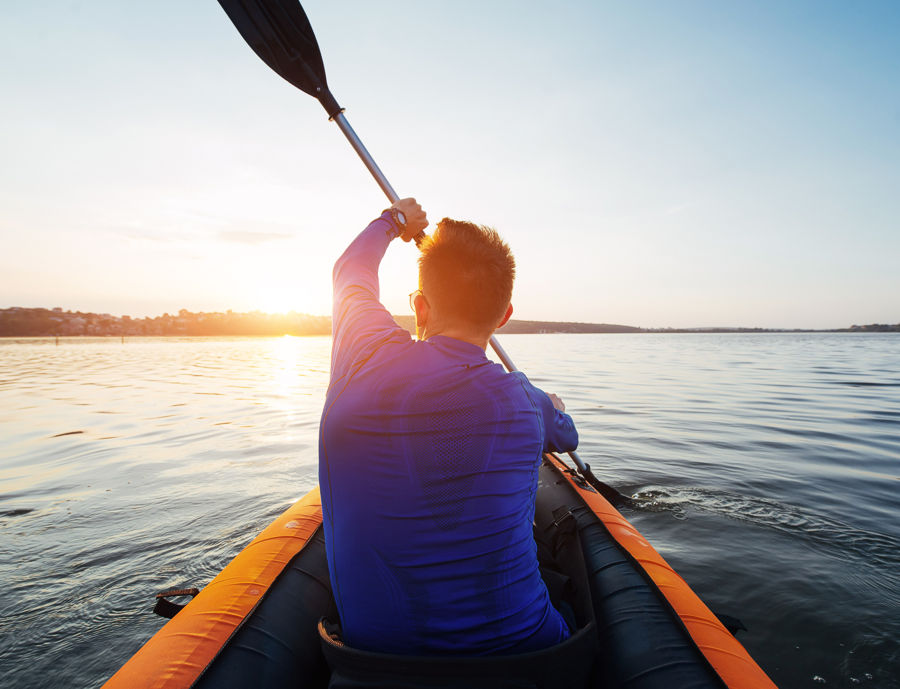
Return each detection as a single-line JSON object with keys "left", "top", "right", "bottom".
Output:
{"left": 384, "top": 207, "right": 407, "bottom": 237}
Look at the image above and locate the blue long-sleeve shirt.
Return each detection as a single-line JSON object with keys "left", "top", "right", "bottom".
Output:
{"left": 318, "top": 212, "right": 579, "bottom": 655}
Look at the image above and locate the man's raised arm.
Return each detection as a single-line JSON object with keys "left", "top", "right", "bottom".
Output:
{"left": 330, "top": 199, "right": 428, "bottom": 377}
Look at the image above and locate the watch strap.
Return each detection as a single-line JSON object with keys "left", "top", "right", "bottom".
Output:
{"left": 381, "top": 207, "right": 406, "bottom": 239}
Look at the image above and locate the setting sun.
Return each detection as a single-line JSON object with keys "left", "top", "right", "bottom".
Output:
{"left": 251, "top": 282, "right": 329, "bottom": 316}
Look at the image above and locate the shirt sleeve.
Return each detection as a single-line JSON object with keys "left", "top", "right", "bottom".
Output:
{"left": 517, "top": 374, "right": 579, "bottom": 453}
{"left": 541, "top": 398, "right": 579, "bottom": 453}
{"left": 331, "top": 213, "right": 411, "bottom": 381}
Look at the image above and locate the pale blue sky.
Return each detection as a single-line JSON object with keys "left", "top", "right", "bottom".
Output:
{"left": 2, "top": 1, "right": 898, "bottom": 328}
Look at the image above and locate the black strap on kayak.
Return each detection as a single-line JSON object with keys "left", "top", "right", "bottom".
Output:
{"left": 712, "top": 611, "right": 747, "bottom": 636}
{"left": 153, "top": 588, "right": 200, "bottom": 619}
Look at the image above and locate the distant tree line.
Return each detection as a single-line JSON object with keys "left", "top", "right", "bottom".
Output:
{"left": 847, "top": 323, "right": 900, "bottom": 332}
{"left": 1, "top": 307, "right": 896, "bottom": 337}
{"left": 0, "top": 308, "right": 644, "bottom": 337}
{"left": 0, "top": 307, "right": 330, "bottom": 337}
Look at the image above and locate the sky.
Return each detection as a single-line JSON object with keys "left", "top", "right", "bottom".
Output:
{"left": 1, "top": 1, "right": 898, "bottom": 329}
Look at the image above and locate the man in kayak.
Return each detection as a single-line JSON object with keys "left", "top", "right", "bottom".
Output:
{"left": 319, "top": 198, "right": 579, "bottom": 656}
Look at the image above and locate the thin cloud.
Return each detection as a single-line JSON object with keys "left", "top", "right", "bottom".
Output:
{"left": 107, "top": 225, "right": 179, "bottom": 243}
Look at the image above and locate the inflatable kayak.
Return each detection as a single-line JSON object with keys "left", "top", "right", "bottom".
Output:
{"left": 103, "top": 452, "right": 777, "bottom": 688}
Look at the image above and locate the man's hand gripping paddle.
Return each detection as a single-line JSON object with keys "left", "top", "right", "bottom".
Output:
{"left": 216, "top": 0, "right": 636, "bottom": 508}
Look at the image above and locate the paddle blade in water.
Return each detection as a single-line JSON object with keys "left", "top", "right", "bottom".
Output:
{"left": 217, "top": 0, "right": 342, "bottom": 117}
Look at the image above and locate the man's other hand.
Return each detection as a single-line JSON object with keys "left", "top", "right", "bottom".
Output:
{"left": 548, "top": 393, "right": 566, "bottom": 412}
{"left": 393, "top": 198, "right": 429, "bottom": 242}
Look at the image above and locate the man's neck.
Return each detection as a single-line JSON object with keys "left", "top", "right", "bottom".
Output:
{"left": 422, "top": 324, "right": 490, "bottom": 350}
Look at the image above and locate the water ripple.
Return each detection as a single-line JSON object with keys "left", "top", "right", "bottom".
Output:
{"left": 632, "top": 485, "right": 900, "bottom": 571}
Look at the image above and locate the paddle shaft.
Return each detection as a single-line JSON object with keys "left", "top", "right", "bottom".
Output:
{"left": 332, "top": 112, "right": 399, "bottom": 205}
{"left": 332, "top": 112, "right": 428, "bottom": 247}
{"left": 330, "top": 112, "right": 595, "bottom": 479}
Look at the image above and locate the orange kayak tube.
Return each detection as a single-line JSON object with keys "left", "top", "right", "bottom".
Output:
{"left": 545, "top": 453, "right": 777, "bottom": 689}
{"left": 103, "top": 488, "right": 323, "bottom": 689}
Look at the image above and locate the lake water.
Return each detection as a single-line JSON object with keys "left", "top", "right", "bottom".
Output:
{"left": 0, "top": 333, "right": 898, "bottom": 688}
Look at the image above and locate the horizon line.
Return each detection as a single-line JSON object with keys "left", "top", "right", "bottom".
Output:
{"left": 2, "top": 305, "right": 898, "bottom": 334}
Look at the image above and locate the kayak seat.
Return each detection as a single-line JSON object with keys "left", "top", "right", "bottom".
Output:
{"left": 316, "top": 482, "right": 600, "bottom": 689}
{"left": 318, "top": 617, "right": 598, "bottom": 689}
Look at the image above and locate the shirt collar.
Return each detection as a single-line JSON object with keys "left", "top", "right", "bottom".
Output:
{"left": 425, "top": 334, "right": 491, "bottom": 365}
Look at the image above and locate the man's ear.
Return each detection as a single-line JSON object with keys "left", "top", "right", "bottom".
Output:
{"left": 414, "top": 293, "right": 430, "bottom": 333}
{"left": 497, "top": 303, "right": 513, "bottom": 329}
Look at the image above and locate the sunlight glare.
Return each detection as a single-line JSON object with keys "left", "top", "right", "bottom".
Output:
{"left": 254, "top": 286, "right": 315, "bottom": 316}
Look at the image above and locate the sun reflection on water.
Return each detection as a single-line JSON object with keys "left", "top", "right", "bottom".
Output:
{"left": 264, "top": 335, "right": 330, "bottom": 422}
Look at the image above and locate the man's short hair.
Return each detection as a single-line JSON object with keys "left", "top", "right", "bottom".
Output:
{"left": 418, "top": 218, "right": 515, "bottom": 334}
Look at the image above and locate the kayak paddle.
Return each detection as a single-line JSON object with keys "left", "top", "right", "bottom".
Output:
{"left": 215, "top": 0, "right": 419, "bottom": 242}
{"left": 215, "top": 0, "right": 636, "bottom": 508}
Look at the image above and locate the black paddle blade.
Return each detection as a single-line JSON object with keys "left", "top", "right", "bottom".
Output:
{"left": 217, "top": 0, "right": 342, "bottom": 117}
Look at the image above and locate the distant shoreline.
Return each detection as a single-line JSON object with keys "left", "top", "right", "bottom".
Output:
{"left": 1, "top": 307, "right": 897, "bottom": 337}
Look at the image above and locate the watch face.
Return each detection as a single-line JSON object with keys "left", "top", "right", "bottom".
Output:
{"left": 396, "top": 210, "right": 407, "bottom": 226}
